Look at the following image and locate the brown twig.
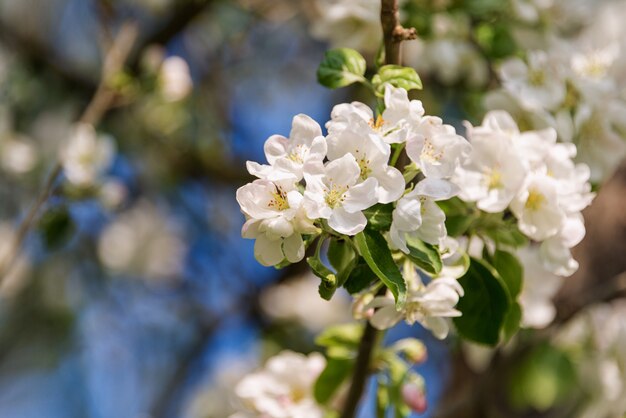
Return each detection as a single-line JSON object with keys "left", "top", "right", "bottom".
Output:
{"left": 340, "top": 321, "right": 381, "bottom": 418}
{"left": 380, "top": 0, "right": 417, "bottom": 66}
{"left": 0, "top": 22, "right": 139, "bottom": 284}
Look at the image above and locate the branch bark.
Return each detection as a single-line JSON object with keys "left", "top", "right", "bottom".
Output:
{"left": 340, "top": 321, "right": 380, "bottom": 418}
{"left": 380, "top": 0, "right": 417, "bottom": 66}
{"left": 0, "top": 22, "right": 139, "bottom": 284}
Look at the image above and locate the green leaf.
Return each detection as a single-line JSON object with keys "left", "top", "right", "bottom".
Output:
{"left": 491, "top": 250, "right": 523, "bottom": 298}
{"left": 343, "top": 260, "right": 377, "bottom": 294}
{"left": 328, "top": 239, "right": 356, "bottom": 286}
{"left": 509, "top": 344, "right": 576, "bottom": 411}
{"left": 453, "top": 258, "right": 511, "bottom": 346}
{"left": 502, "top": 301, "right": 522, "bottom": 342}
{"left": 317, "top": 48, "right": 367, "bottom": 89}
{"left": 315, "top": 323, "right": 363, "bottom": 348}
{"left": 484, "top": 224, "right": 528, "bottom": 248}
{"left": 355, "top": 229, "right": 406, "bottom": 307}
{"left": 363, "top": 203, "right": 393, "bottom": 231}
{"left": 372, "top": 65, "right": 422, "bottom": 97}
{"left": 314, "top": 357, "right": 354, "bottom": 404}
{"left": 438, "top": 198, "right": 475, "bottom": 236}
{"left": 405, "top": 235, "right": 443, "bottom": 275}
{"left": 445, "top": 215, "right": 475, "bottom": 237}
{"left": 307, "top": 256, "right": 337, "bottom": 300}
{"left": 38, "top": 206, "right": 75, "bottom": 250}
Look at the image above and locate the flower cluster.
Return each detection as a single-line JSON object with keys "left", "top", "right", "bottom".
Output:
{"left": 455, "top": 110, "right": 594, "bottom": 277}
{"left": 555, "top": 300, "right": 626, "bottom": 417}
{"left": 237, "top": 85, "right": 469, "bottom": 266}
{"left": 487, "top": 1, "right": 626, "bottom": 182}
{"left": 230, "top": 351, "right": 326, "bottom": 418}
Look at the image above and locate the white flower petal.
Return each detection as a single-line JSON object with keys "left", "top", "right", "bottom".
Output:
{"left": 283, "top": 233, "right": 305, "bottom": 263}
{"left": 328, "top": 207, "right": 367, "bottom": 235}
{"left": 325, "top": 154, "right": 360, "bottom": 187}
{"left": 290, "top": 114, "right": 322, "bottom": 142}
{"left": 414, "top": 178, "right": 460, "bottom": 201}
{"left": 254, "top": 235, "right": 284, "bottom": 266}
{"left": 370, "top": 305, "right": 403, "bottom": 330}
{"left": 342, "top": 177, "right": 378, "bottom": 213}
{"left": 375, "top": 166, "right": 405, "bottom": 203}
{"left": 264, "top": 135, "right": 289, "bottom": 165}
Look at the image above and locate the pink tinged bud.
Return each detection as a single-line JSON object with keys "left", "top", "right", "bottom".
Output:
{"left": 401, "top": 383, "right": 427, "bottom": 413}
{"left": 352, "top": 293, "right": 374, "bottom": 320}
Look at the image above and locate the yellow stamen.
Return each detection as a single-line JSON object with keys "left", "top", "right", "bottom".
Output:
{"left": 267, "top": 186, "right": 289, "bottom": 210}
{"left": 325, "top": 185, "right": 348, "bottom": 208}
{"left": 487, "top": 170, "right": 503, "bottom": 190}
{"left": 369, "top": 115, "right": 385, "bottom": 131}
{"left": 525, "top": 189, "right": 545, "bottom": 211}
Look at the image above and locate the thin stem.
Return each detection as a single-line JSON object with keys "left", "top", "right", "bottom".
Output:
{"left": 390, "top": 143, "right": 406, "bottom": 167}
{"left": 380, "top": 0, "right": 417, "bottom": 66}
{"left": 340, "top": 321, "right": 382, "bottom": 418}
{"left": 0, "top": 22, "right": 139, "bottom": 284}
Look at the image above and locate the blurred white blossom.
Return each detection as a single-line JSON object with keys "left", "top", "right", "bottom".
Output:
{"left": 231, "top": 351, "right": 326, "bottom": 418}
{"left": 260, "top": 273, "right": 351, "bottom": 331}
{"left": 517, "top": 246, "right": 564, "bottom": 328}
{"left": 0, "top": 134, "right": 38, "bottom": 175}
{"left": 310, "top": 0, "right": 382, "bottom": 53}
{"left": 98, "top": 201, "right": 186, "bottom": 281}
{"left": 61, "top": 123, "right": 115, "bottom": 187}
{"left": 555, "top": 300, "right": 626, "bottom": 417}
{"left": 160, "top": 56, "right": 193, "bottom": 102}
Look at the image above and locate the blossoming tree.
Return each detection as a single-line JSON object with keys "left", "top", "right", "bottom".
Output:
{"left": 1, "top": 0, "right": 626, "bottom": 417}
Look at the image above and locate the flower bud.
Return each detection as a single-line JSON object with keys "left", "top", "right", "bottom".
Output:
{"left": 401, "top": 382, "right": 427, "bottom": 413}
{"left": 393, "top": 338, "right": 428, "bottom": 364}
{"left": 352, "top": 293, "right": 374, "bottom": 320}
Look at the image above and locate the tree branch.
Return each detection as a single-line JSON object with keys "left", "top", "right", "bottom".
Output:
{"left": 340, "top": 321, "right": 380, "bottom": 418}
{"left": 0, "top": 22, "right": 139, "bottom": 284}
{"left": 380, "top": 0, "right": 416, "bottom": 66}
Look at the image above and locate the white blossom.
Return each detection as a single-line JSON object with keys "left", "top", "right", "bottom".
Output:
{"left": 0, "top": 134, "right": 38, "bottom": 175}
{"left": 390, "top": 178, "right": 459, "bottom": 252}
{"left": 510, "top": 173, "right": 565, "bottom": 241}
{"left": 310, "top": 0, "right": 382, "bottom": 53}
{"left": 366, "top": 261, "right": 464, "bottom": 339}
{"left": 247, "top": 114, "right": 327, "bottom": 181}
{"left": 326, "top": 85, "right": 424, "bottom": 145}
{"left": 499, "top": 51, "right": 566, "bottom": 112}
{"left": 517, "top": 246, "right": 564, "bottom": 328}
{"left": 160, "top": 55, "right": 193, "bottom": 102}
{"left": 61, "top": 123, "right": 115, "bottom": 187}
{"left": 454, "top": 111, "right": 528, "bottom": 212}
{"left": 326, "top": 127, "right": 404, "bottom": 203}
{"left": 259, "top": 273, "right": 351, "bottom": 331}
{"left": 405, "top": 116, "right": 470, "bottom": 179}
{"left": 231, "top": 351, "right": 326, "bottom": 418}
{"left": 98, "top": 201, "right": 186, "bottom": 281}
{"left": 303, "top": 153, "right": 377, "bottom": 235}
{"left": 237, "top": 178, "right": 316, "bottom": 266}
